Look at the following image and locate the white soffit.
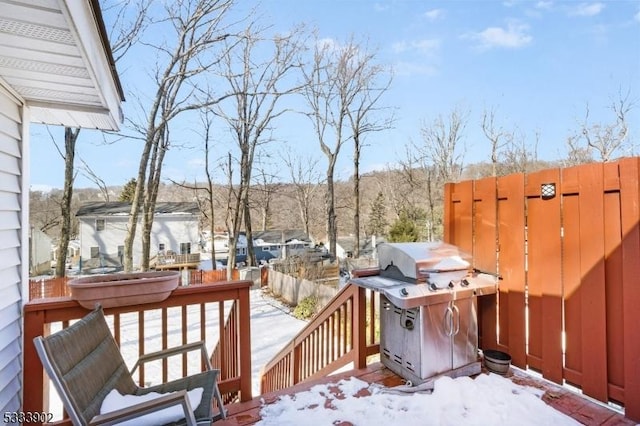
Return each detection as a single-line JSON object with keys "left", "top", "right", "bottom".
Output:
{"left": 0, "top": 0, "right": 123, "bottom": 130}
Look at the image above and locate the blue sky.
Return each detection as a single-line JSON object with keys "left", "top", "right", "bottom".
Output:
{"left": 30, "top": 0, "right": 640, "bottom": 190}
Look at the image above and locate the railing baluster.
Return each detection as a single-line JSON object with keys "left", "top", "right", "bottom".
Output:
{"left": 162, "top": 308, "right": 168, "bottom": 383}
{"left": 138, "top": 311, "right": 145, "bottom": 385}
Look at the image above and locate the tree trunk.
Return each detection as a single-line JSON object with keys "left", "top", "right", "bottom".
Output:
{"left": 353, "top": 134, "right": 361, "bottom": 258}
{"left": 140, "top": 135, "right": 167, "bottom": 270}
{"left": 326, "top": 157, "right": 337, "bottom": 257}
{"left": 208, "top": 182, "right": 217, "bottom": 268}
{"left": 244, "top": 199, "right": 255, "bottom": 267}
{"left": 55, "top": 127, "right": 80, "bottom": 277}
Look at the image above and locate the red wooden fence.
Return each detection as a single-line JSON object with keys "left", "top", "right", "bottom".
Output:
{"left": 444, "top": 157, "right": 640, "bottom": 420}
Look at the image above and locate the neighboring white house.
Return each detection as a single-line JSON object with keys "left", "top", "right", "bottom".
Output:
{"left": 0, "top": 0, "right": 124, "bottom": 417}
{"left": 76, "top": 202, "right": 200, "bottom": 270}
{"left": 29, "top": 228, "right": 52, "bottom": 275}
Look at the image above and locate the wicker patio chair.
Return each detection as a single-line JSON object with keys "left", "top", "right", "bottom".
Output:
{"left": 33, "top": 305, "right": 226, "bottom": 425}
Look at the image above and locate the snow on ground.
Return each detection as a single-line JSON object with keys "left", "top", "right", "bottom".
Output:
{"left": 256, "top": 373, "right": 581, "bottom": 426}
{"left": 247, "top": 288, "right": 307, "bottom": 395}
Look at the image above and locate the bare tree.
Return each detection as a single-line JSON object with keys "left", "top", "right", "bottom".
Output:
{"left": 346, "top": 48, "right": 393, "bottom": 257}
{"left": 251, "top": 162, "right": 283, "bottom": 232}
{"left": 214, "top": 23, "right": 306, "bottom": 271}
{"left": 123, "top": 0, "right": 235, "bottom": 271}
{"left": 411, "top": 107, "right": 469, "bottom": 240}
{"left": 500, "top": 131, "right": 539, "bottom": 175}
{"left": 170, "top": 109, "right": 223, "bottom": 267}
{"left": 570, "top": 89, "right": 636, "bottom": 163}
{"left": 79, "top": 158, "right": 110, "bottom": 202}
{"left": 282, "top": 152, "right": 323, "bottom": 237}
{"left": 564, "top": 134, "right": 594, "bottom": 166}
{"left": 302, "top": 35, "right": 379, "bottom": 257}
{"left": 53, "top": 128, "right": 80, "bottom": 277}
{"left": 420, "top": 107, "right": 468, "bottom": 183}
{"left": 481, "top": 107, "right": 512, "bottom": 177}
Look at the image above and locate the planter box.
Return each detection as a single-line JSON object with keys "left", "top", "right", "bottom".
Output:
{"left": 68, "top": 271, "right": 180, "bottom": 309}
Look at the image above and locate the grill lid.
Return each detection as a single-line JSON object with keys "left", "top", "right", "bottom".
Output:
{"left": 377, "top": 242, "right": 471, "bottom": 283}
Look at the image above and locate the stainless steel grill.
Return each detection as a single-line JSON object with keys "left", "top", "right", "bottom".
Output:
{"left": 349, "top": 242, "right": 498, "bottom": 385}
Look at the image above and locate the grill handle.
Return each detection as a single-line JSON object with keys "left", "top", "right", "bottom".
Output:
{"left": 444, "top": 305, "right": 454, "bottom": 337}
{"left": 452, "top": 303, "right": 460, "bottom": 335}
{"left": 444, "top": 302, "right": 461, "bottom": 337}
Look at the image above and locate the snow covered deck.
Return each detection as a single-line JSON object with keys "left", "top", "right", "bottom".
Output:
{"left": 219, "top": 362, "right": 632, "bottom": 426}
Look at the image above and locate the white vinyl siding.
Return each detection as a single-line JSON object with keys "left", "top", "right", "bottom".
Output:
{"left": 0, "top": 86, "right": 23, "bottom": 416}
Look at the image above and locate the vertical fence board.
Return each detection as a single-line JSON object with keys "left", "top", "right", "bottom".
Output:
{"left": 496, "top": 173, "right": 526, "bottom": 367}
{"left": 473, "top": 178, "right": 498, "bottom": 351}
{"left": 526, "top": 169, "right": 563, "bottom": 384}
{"left": 578, "top": 163, "right": 608, "bottom": 402}
{"left": 562, "top": 166, "right": 582, "bottom": 386}
{"left": 473, "top": 178, "right": 498, "bottom": 273}
{"left": 603, "top": 164, "right": 624, "bottom": 402}
{"left": 620, "top": 158, "right": 640, "bottom": 421}
{"left": 444, "top": 181, "right": 474, "bottom": 253}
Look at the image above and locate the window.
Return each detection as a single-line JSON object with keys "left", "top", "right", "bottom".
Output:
{"left": 95, "top": 219, "right": 105, "bottom": 231}
{"left": 158, "top": 243, "right": 165, "bottom": 252}
{"left": 180, "top": 242, "right": 191, "bottom": 254}
{"left": 90, "top": 247, "right": 99, "bottom": 259}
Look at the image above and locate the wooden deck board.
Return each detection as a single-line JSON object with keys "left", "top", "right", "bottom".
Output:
{"left": 218, "top": 362, "right": 632, "bottom": 425}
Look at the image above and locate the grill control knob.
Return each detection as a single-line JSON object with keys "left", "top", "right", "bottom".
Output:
{"left": 400, "top": 288, "right": 409, "bottom": 297}
{"left": 461, "top": 279, "right": 470, "bottom": 287}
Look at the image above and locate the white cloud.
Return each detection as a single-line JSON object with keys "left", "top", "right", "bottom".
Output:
{"left": 466, "top": 22, "right": 533, "bottom": 50}
{"left": 535, "top": 1, "right": 553, "bottom": 10}
{"left": 374, "top": 3, "right": 389, "bottom": 12}
{"left": 392, "top": 39, "right": 440, "bottom": 55}
{"left": 423, "top": 8, "right": 444, "bottom": 21}
{"left": 569, "top": 2, "right": 605, "bottom": 17}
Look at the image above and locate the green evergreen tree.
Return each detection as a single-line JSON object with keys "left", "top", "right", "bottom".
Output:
{"left": 119, "top": 178, "right": 137, "bottom": 203}
{"left": 367, "top": 191, "right": 388, "bottom": 236}
{"left": 388, "top": 211, "right": 420, "bottom": 242}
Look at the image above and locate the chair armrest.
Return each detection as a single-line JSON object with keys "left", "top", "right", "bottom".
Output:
{"left": 130, "top": 341, "right": 212, "bottom": 375}
{"left": 89, "top": 389, "right": 196, "bottom": 426}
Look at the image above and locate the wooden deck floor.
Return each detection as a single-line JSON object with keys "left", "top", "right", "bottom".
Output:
{"left": 217, "top": 362, "right": 634, "bottom": 426}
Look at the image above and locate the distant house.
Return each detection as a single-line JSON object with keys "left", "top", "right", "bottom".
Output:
{"left": 29, "top": 228, "right": 52, "bottom": 276}
{"left": 253, "top": 229, "right": 314, "bottom": 260}
{"left": 76, "top": 202, "right": 200, "bottom": 270}
{"left": 336, "top": 235, "right": 385, "bottom": 260}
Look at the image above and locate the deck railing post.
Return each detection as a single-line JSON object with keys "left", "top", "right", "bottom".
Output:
{"left": 22, "top": 308, "right": 45, "bottom": 417}
{"left": 353, "top": 286, "right": 367, "bottom": 369}
{"left": 238, "top": 285, "right": 252, "bottom": 401}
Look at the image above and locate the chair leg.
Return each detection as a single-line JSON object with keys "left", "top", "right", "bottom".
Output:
{"left": 212, "top": 384, "right": 226, "bottom": 421}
